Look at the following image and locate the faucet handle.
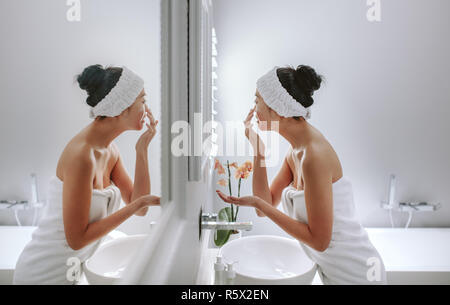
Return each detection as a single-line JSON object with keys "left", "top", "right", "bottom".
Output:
{"left": 201, "top": 213, "right": 218, "bottom": 222}
{"left": 201, "top": 221, "right": 253, "bottom": 231}
{"left": 30, "top": 173, "right": 39, "bottom": 204}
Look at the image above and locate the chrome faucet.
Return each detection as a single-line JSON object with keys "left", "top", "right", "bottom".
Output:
{"left": 30, "top": 173, "right": 39, "bottom": 205}
{"left": 387, "top": 174, "right": 397, "bottom": 209}
{"left": 0, "top": 200, "right": 28, "bottom": 209}
{"left": 380, "top": 174, "right": 398, "bottom": 210}
{"left": 381, "top": 174, "right": 441, "bottom": 213}
{"left": 200, "top": 213, "right": 253, "bottom": 231}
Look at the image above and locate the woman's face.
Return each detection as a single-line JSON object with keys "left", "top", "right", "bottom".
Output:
{"left": 126, "top": 89, "right": 149, "bottom": 130}
{"left": 254, "top": 90, "right": 279, "bottom": 131}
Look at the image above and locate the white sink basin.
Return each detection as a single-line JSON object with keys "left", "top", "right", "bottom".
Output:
{"left": 84, "top": 234, "right": 148, "bottom": 285}
{"left": 219, "top": 235, "right": 317, "bottom": 285}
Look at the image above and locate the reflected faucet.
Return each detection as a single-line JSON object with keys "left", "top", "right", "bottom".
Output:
{"left": 380, "top": 174, "right": 441, "bottom": 219}
{"left": 200, "top": 213, "right": 253, "bottom": 231}
{"left": 31, "top": 173, "right": 39, "bottom": 205}
{"left": 387, "top": 174, "right": 397, "bottom": 209}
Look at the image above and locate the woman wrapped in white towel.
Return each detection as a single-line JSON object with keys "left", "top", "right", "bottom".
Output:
{"left": 14, "top": 65, "right": 160, "bottom": 285}
{"left": 217, "top": 65, "right": 387, "bottom": 285}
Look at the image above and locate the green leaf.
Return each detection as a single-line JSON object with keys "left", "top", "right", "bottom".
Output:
{"left": 213, "top": 207, "right": 232, "bottom": 247}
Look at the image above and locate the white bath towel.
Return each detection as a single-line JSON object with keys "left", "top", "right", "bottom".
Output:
{"left": 281, "top": 176, "right": 387, "bottom": 285}
{"left": 13, "top": 176, "right": 122, "bottom": 285}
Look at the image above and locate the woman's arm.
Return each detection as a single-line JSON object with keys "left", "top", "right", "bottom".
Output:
{"left": 254, "top": 153, "right": 293, "bottom": 217}
{"left": 255, "top": 199, "right": 322, "bottom": 251}
{"left": 110, "top": 108, "right": 158, "bottom": 216}
{"left": 109, "top": 144, "right": 149, "bottom": 216}
{"left": 130, "top": 150, "right": 150, "bottom": 205}
{"left": 131, "top": 107, "right": 158, "bottom": 215}
{"left": 216, "top": 148, "right": 334, "bottom": 252}
{"left": 62, "top": 148, "right": 157, "bottom": 251}
{"left": 217, "top": 188, "right": 324, "bottom": 251}
{"left": 73, "top": 198, "right": 147, "bottom": 250}
{"left": 244, "top": 107, "right": 293, "bottom": 216}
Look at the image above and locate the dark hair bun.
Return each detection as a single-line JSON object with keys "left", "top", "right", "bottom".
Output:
{"left": 76, "top": 64, "right": 122, "bottom": 107}
{"left": 77, "top": 65, "right": 106, "bottom": 94}
{"left": 277, "top": 65, "right": 323, "bottom": 108}
{"left": 294, "top": 65, "right": 322, "bottom": 96}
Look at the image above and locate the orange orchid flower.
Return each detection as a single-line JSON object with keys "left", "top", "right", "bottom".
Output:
{"left": 243, "top": 160, "right": 253, "bottom": 172}
{"left": 234, "top": 165, "right": 250, "bottom": 179}
{"left": 214, "top": 159, "right": 225, "bottom": 175}
{"left": 217, "top": 179, "right": 228, "bottom": 187}
{"left": 229, "top": 162, "right": 238, "bottom": 169}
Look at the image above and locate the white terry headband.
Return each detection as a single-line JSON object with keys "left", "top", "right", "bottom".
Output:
{"left": 89, "top": 66, "right": 144, "bottom": 119}
{"left": 256, "top": 66, "right": 311, "bottom": 119}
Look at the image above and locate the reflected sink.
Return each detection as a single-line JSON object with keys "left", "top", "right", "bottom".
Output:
{"left": 219, "top": 235, "right": 317, "bottom": 285}
{"left": 84, "top": 234, "right": 148, "bottom": 285}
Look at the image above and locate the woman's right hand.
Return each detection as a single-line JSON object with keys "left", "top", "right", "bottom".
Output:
{"left": 135, "top": 107, "right": 159, "bottom": 153}
{"left": 137, "top": 194, "right": 161, "bottom": 208}
{"left": 244, "top": 106, "right": 265, "bottom": 157}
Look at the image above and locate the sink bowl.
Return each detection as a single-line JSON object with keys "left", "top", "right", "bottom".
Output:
{"left": 84, "top": 234, "right": 148, "bottom": 285}
{"left": 219, "top": 235, "right": 317, "bottom": 285}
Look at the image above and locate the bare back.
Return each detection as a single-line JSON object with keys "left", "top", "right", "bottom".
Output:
{"left": 56, "top": 129, "right": 118, "bottom": 191}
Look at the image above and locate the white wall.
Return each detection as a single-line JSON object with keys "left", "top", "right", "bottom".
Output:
{"left": 0, "top": 0, "right": 161, "bottom": 234}
{"left": 212, "top": 0, "right": 450, "bottom": 236}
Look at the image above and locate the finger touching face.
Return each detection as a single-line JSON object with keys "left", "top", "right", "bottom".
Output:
{"left": 135, "top": 89, "right": 148, "bottom": 129}
{"left": 255, "top": 90, "right": 281, "bottom": 131}
{"left": 245, "top": 106, "right": 256, "bottom": 124}
{"left": 255, "top": 91, "right": 269, "bottom": 129}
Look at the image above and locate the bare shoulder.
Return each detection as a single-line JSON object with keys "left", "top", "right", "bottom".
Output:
{"left": 57, "top": 140, "right": 95, "bottom": 181}
{"left": 302, "top": 143, "right": 331, "bottom": 173}
{"left": 302, "top": 141, "right": 342, "bottom": 182}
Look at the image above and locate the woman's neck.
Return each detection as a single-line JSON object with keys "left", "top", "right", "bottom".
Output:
{"left": 84, "top": 118, "right": 126, "bottom": 149}
{"left": 278, "top": 118, "right": 313, "bottom": 151}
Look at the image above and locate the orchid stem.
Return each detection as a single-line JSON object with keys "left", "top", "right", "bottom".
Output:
{"left": 236, "top": 178, "right": 241, "bottom": 222}
{"left": 227, "top": 160, "right": 234, "bottom": 222}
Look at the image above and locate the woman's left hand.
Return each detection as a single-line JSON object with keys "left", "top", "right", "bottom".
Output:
{"left": 135, "top": 107, "right": 159, "bottom": 152}
{"left": 216, "top": 190, "right": 261, "bottom": 208}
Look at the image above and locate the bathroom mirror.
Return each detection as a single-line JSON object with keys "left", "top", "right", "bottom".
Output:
{"left": 161, "top": 0, "right": 216, "bottom": 205}
{"left": 206, "top": 0, "right": 450, "bottom": 285}
{"left": 210, "top": 0, "right": 450, "bottom": 232}
{"left": 118, "top": 0, "right": 217, "bottom": 284}
{"left": 0, "top": 0, "right": 162, "bottom": 233}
